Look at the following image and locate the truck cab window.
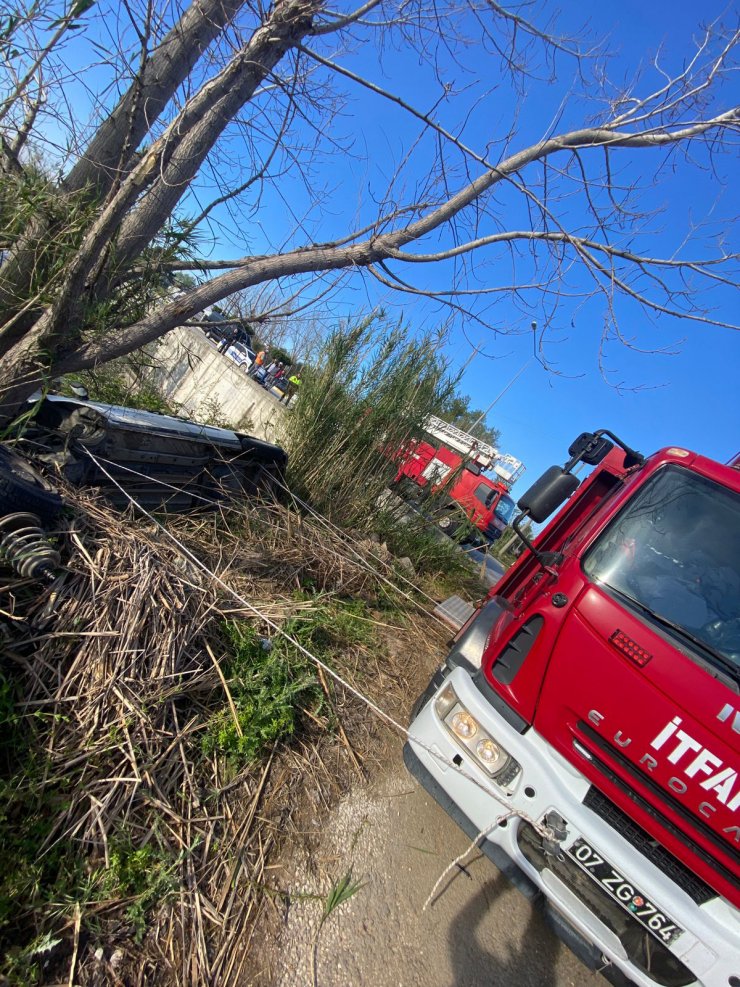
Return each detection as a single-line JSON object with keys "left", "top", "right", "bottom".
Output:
{"left": 494, "top": 494, "right": 516, "bottom": 525}
{"left": 583, "top": 465, "right": 740, "bottom": 672}
{"left": 474, "top": 482, "right": 494, "bottom": 506}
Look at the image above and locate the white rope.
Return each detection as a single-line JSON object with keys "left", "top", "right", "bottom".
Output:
{"left": 422, "top": 812, "right": 518, "bottom": 911}
{"left": 79, "top": 448, "right": 552, "bottom": 893}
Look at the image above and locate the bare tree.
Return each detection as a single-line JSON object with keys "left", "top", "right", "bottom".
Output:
{"left": 0, "top": 0, "right": 737, "bottom": 422}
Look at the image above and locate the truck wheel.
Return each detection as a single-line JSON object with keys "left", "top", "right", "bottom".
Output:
{"left": 0, "top": 445, "right": 64, "bottom": 522}
{"left": 438, "top": 514, "right": 458, "bottom": 536}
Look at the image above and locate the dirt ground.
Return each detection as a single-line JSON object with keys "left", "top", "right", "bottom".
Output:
{"left": 241, "top": 554, "right": 609, "bottom": 987}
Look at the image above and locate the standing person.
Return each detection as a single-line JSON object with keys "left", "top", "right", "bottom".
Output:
{"left": 264, "top": 361, "right": 284, "bottom": 389}
{"left": 217, "top": 324, "right": 238, "bottom": 353}
{"left": 280, "top": 371, "right": 301, "bottom": 405}
{"left": 248, "top": 348, "right": 267, "bottom": 376}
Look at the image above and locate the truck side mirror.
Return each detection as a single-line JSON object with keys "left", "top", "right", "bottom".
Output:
{"left": 517, "top": 466, "right": 580, "bottom": 523}
{"left": 568, "top": 432, "right": 613, "bottom": 466}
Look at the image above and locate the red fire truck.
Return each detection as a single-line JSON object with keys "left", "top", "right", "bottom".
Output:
{"left": 392, "top": 415, "right": 525, "bottom": 543}
{"left": 405, "top": 430, "right": 740, "bottom": 986}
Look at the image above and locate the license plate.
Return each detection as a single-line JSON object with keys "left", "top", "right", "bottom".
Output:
{"left": 566, "top": 837, "right": 683, "bottom": 945}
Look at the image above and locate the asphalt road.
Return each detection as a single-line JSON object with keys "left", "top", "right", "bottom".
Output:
{"left": 465, "top": 549, "right": 506, "bottom": 588}
{"left": 272, "top": 752, "right": 608, "bottom": 987}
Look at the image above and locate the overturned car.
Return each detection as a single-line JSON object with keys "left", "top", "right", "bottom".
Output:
{"left": 3, "top": 394, "right": 287, "bottom": 518}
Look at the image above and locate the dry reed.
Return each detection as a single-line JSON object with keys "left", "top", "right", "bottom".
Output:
{"left": 0, "top": 479, "right": 442, "bottom": 986}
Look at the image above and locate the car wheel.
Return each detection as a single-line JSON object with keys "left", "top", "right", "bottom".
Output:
{"left": 0, "top": 445, "right": 64, "bottom": 521}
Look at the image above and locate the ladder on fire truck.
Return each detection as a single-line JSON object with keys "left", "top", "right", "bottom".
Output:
{"left": 422, "top": 415, "right": 525, "bottom": 488}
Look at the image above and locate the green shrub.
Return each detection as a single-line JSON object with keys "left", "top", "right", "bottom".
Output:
{"left": 103, "top": 839, "right": 177, "bottom": 942}
{"left": 203, "top": 622, "right": 318, "bottom": 764}
{"left": 204, "top": 599, "right": 374, "bottom": 765}
{"left": 62, "top": 362, "right": 177, "bottom": 416}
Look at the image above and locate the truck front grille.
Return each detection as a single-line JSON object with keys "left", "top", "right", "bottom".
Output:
{"left": 583, "top": 786, "right": 716, "bottom": 906}
{"left": 517, "top": 823, "right": 694, "bottom": 987}
{"left": 576, "top": 720, "right": 740, "bottom": 892}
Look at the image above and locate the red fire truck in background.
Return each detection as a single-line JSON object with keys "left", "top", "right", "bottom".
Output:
{"left": 392, "top": 415, "right": 525, "bottom": 543}
{"left": 405, "top": 429, "right": 740, "bottom": 986}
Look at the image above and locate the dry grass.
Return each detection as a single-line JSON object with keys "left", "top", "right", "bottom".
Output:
{"left": 0, "top": 481, "right": 452, "bottom": 987}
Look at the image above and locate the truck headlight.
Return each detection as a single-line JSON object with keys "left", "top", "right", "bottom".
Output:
{"left": 476, "top": 738, "right": 504, "bottom": 772}
{"left": 434, "top": 683, "right": 457, "bottom": 719}
{"left": 450, "top": 710, "right": 478, "bottom": 739}
{"left": 435, "top": 686, "right": 520, "bottom": 784}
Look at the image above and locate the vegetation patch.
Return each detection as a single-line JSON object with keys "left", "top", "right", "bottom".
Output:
{"left": 281, "top": 314, "right": 455, "bottom": 535}
{"left": 103, "top": 838, "right": 179, "bottom": 943}
{"left": 203, "top": 622, "right": 319, "bottom": 764}
{"left": 62, "top": 360, "right": 177, "bottom": 416}
{"left": 204, "top": 597, "right": 375, "bottom": 764}
{"left": 0, "top": 480, "right": 452, "bottom": 986}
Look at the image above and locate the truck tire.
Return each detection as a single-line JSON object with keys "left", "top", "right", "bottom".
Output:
{"left": 437, "top": 513, "right": 459, "bottom": 536}
{"left": 408, "top": 665, "right": 447, "bottom": 724}
{"left": 0, "top": 445, "right": 64, "bottom": 522}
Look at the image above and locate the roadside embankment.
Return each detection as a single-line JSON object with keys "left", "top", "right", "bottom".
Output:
{"left": 149, "top": 326, "right": 287, "bottom": 441}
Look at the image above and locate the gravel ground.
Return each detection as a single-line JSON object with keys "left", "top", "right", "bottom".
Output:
{"left": 268, "top": 745, "right": 608, "bottom": 987}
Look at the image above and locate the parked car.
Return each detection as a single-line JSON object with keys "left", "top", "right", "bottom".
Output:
{"left": 251, "top": 365, "right": 289, "bottom": 398}
{"left": 10, "top": 394, "right": 287, "bottom": 513}
{"left": 271, "top": 376, "right": 289, "bottom": 398}
{"left": 201, "top": 311, "right": 253, "bottom": 348}
{"left": 225, "top": 342, "right": 256, "bottom": 371}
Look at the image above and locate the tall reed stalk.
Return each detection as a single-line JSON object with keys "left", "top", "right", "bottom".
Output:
{"left": 281, "top": 314, "right": 455, "bottom": 529}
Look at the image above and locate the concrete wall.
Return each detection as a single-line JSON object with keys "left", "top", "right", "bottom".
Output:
{"left": 148, "top": 326, "right": 287, "bottom": 443}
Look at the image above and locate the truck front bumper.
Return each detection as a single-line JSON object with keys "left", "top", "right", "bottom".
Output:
{"left": 405, "top": 666, "right": 740, "bottom": 987}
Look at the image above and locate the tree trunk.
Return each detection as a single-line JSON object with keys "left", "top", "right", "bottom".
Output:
{"left": 113, "top": 0, "right": 319, "bottom": 269}
{"left": 64, "top": 0, "right": 246, "bottom": 199}
{"left": 0, "top": 0, "right": 244, "bottom": 331}
{"left": 0, "top": 0, "right": 323, "bottom": 425}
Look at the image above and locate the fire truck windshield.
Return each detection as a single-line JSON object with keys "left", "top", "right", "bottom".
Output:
{"left": 583, "top": 465, "right": 740, "bottom": 675}
{"left": 494, "top": 495, "right": 516, "bottom": 526}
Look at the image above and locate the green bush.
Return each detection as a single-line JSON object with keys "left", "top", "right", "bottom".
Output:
{"left": 61, "top": 361, "right": 177, "bottom": 416}
{"left": 203, "top": 622, "right": 317, "bottom": 764}
{"left": 103, "top": 839, "right": 177, "bottom": 942}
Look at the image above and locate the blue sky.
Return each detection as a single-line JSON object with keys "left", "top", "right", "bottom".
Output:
{"left": 448, "top": 1, "right": 740, "bottom": 482}
{"left": 258, "top": 0, "right": 738, "bottom": 483}
{"left": 33, "top": 0, "right": 740, "bottom": 481}
{"left": 387, "top": 1, "right": 735, "bottom": 481}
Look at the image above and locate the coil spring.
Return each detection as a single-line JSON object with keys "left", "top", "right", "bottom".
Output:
{"left": 0, "top": 512, "right": 61, "bottom": 580}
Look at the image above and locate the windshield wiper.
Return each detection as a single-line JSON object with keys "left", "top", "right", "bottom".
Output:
{"left": 609, "top": 587, "right": 740, "bottom": 685}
